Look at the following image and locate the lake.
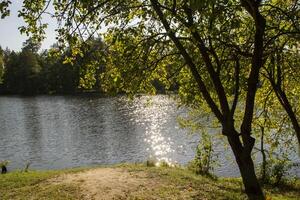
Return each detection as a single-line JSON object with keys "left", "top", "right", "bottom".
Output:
{"left": 0, "top": 95, "right": 299, "bottom": 177}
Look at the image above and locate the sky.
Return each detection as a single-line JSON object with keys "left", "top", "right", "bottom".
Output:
{"left": 0, "top": 1, "right": 56, "bottom": 51}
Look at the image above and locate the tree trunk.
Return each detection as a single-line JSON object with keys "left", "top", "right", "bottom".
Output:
{"left": 238, "top": 155, "right": 264, "bottom": 200}
{"left": 260, "top": 126, "right": 267, "bottom": 183}
{"left": 227, "top": 133, "right": 265, "bottom": 200}
{"left": 276, "top": 87, "right": 300, "bottom": 147}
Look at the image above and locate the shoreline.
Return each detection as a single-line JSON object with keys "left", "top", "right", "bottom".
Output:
{"left": 1, "top": 164, "right": 299, "bottom": 200}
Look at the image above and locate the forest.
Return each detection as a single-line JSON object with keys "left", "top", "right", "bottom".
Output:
{"left": 0, "top": 37, "right": 174, "bottom": 95}
{"left": 0, "top": 41, "right": 79, "bottom": 95}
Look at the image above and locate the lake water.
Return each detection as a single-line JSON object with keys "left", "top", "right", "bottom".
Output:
{"left": 0, "top": 95, "right": 299, "bottom": 177}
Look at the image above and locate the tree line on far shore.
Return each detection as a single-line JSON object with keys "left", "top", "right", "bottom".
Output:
{"left": 0, "top": 38, "right": 177, "bottom": 95}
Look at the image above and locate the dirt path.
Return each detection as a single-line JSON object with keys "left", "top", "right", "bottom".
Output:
{"left": 51, "top": 168, "right": 158, "bottom": 200}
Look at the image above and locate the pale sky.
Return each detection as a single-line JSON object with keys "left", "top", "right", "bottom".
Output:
{"left": 0, "top": 1, "right": 57, "bottom": 51}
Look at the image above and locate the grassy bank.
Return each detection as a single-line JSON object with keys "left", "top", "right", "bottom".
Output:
{"left": 0, "top": 164, "right": 299, "bottom": 200}
{"left": 0, "top": 169, "right": 83, "bottom": 200}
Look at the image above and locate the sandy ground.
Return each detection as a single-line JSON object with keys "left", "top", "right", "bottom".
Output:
{"left": 51, "top": 168, "right": 158, "bottom": 200}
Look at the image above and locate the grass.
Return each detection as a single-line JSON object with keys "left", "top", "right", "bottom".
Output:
{"left": 116, "top": 164, "right": 300, "bottom": 200}
{"left": 0, "top": 164, "right": 299, "bottom": 200}
{"left": 0, "top": 169, "right": 83, "bottom": 200}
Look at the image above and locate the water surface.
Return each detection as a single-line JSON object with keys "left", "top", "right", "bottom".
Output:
{"left": 0, "top": 95, "right": 299, "bottom": 177}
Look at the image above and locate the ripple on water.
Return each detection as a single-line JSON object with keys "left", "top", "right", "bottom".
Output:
{"left": 0, "top": 95, "right": 299, "bottom": 177}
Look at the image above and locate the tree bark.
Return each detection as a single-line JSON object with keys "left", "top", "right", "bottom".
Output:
{"left": 238, "top": 154, "right": 265, "bottom": 200}
{"left": 260, "top": 126, "right": 267, "bottom": 183}
{"left": 273, "top": 85, "right": 300, "bottom": 147}
{"left": 227, "top": 132, "right": 265, "bottom": 200}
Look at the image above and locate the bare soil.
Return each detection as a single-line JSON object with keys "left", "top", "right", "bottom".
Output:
{"left": 50, "top": 168, "right": 159, "bottom": 200}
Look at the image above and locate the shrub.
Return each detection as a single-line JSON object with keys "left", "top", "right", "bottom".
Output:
{"left": 188, "top": 133, "right": 217, "bottom": 176}
{"left": 146, "top": 159, "right": 156, "bottom": 167}
{"left": 259, "top": 156, "right": 296, "bottom": 185}
{"left": 0, "top": 160, "right": 10, "bottom": 174}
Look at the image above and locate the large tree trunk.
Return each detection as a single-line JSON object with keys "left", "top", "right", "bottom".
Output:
{"left": 237, "top": 155, "right": 264, "bottom": 200}
{"left": 227, "top": 133, "right": 265, "bottom": 200}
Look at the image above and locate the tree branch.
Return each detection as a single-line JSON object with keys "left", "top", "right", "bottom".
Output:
{"left": 150, "top": 0, "right": 224, "bottom": 122}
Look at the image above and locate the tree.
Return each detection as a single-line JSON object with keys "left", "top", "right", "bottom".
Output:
{"left": 10, "top": 0, "right": 300, "bottom": 199}
{"left": 22, "top": 38, "right": 42, "bottom": 53}
{"left": 148, "top": 2, "right": 265, "bottom": 198}
{"left": 74, "top": 37, "right": 107, "bottom": 91}
{"left": 261, "top": 2, "right": 300, "bottom": 148}
{"left": 0, "top": 46, "right": 4, "bottom": 84}
{"left": 263, "top": 46, "right": 300, "bottom": 150}
{"left": 3, "top": 41, "right": 42, "bottom": 94}
{"left": 0, "top": 0, "right": 10, "bottom": 19}
{"left": 39, "top": 45, "right": 80, "bottom": 94}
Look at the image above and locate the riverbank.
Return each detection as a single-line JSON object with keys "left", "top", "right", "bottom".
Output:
{"left": 0, "top": 164, "right": 299, "bottom": 200}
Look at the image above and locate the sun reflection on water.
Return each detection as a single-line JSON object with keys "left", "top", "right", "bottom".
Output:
{"left": 130, "top": 96, "right": 178, "bottom": 166}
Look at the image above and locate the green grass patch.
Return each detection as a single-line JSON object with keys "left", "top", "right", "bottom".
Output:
{"left": 0, "top": 169, "right": 83, "bottom": 200}
{"left": 118, "top": 164, "right": 300, "bottom": 200}
{"left": 0, "top": 164, "right": 299, "bottom": 200}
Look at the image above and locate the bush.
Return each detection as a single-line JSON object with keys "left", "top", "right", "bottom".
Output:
{"left": 188, "top": 134, "right": 217, "bottom": 176}
{"left": 259, "top": 156, "right": 296, "bottom": 185}
{"left": 0, "top": 160, "right": 10, "bottom": 174}
{"left": 0, "top": 160, "right": 10, "bottom": 167}
{"left": 146, "top": 159, "right": 156, "bottom": 167}
{"left": 145, "top": 158, "right": 173, "bottom": 168}
{"left": 159, "top": 160, "right": 170, "bottom": 167}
